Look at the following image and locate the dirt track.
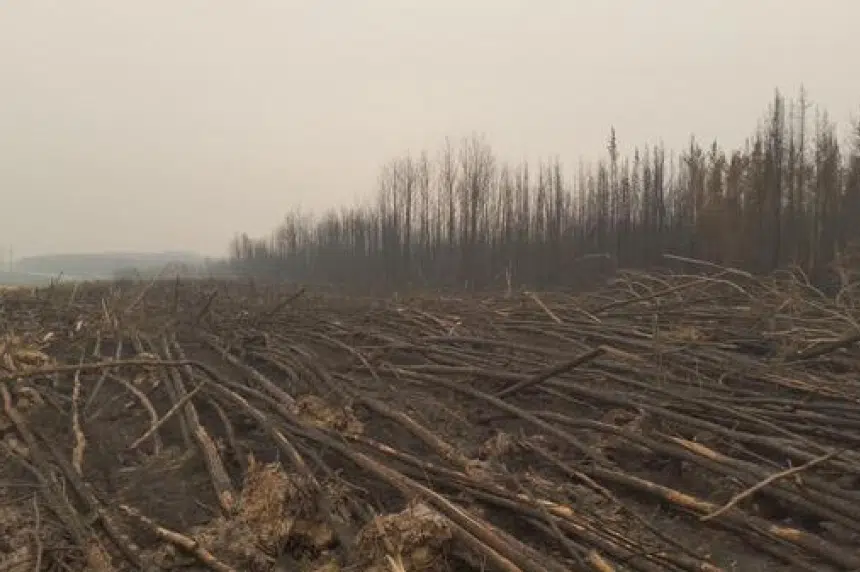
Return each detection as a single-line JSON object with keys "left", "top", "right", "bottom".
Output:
{"left": 2, "top": 269, "right": 860, "bottom": 571}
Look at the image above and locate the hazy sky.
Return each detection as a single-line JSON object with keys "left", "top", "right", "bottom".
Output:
{"left": 2, "top": 1, "right": 858, "bottom": 259}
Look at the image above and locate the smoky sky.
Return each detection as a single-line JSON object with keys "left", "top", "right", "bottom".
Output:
{"left": 1, "top": 0, "right": 858, "bottom": 258}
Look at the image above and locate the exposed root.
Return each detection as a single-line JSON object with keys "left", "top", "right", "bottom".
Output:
{"left": 144, "top": 457, "right": 342, "bottom": 570}
{"left": 356, "top": 502, "right": 453, "bottom": 572}
{"left": 292, "top": 394, "right": 364, "bottom": 436}
{"left": 0, "top": 334, "right": 54, "bottom": 374}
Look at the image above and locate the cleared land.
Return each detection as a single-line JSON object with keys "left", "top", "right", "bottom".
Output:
{"left": 1, "top": 270, "right": 860, "bottom": 571}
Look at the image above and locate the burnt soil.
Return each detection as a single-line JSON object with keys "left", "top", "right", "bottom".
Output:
{"left": 1, "top": 269, "right": 860, "bottom": 571}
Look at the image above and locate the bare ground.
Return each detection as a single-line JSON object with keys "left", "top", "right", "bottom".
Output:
{"left": 1, "top": 268, "right": 860, "bottom": 571}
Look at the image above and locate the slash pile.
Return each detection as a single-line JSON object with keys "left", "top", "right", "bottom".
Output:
{"left": 1, "top": 267, "right": 860, "bottom": 571}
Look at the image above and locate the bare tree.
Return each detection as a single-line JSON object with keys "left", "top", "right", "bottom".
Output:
{"left": 228, "top": 89, "right": 856, "bottom": 293}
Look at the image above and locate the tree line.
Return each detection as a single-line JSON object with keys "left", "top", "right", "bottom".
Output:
{"left": 229, "top": 89, "right": 860, "bottom": 292}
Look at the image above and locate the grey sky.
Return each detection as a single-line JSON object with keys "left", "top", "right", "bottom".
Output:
{"left": 1, "top": 1, "right": 858, "bottom": 258}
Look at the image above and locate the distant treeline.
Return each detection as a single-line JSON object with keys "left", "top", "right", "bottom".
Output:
{"left": 229, "top": 89, "right": 860, "bottom": 291}
{"left": 14, "top": 252, "right": 206, "bottom": 279}
{"left": 0, "top": 270, "right": 53, "bottom": 287}
{"left": 112, "top": 259, "right": 235, "bottom": 281}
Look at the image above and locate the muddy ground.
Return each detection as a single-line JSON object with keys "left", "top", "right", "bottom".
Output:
{"left": 1, "top": 269, "right": 860, "bottom": 571}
